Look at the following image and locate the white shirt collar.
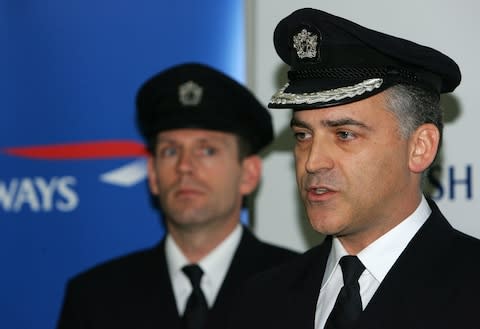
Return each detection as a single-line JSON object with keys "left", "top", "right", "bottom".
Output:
{"left": 323, "top": 196, "right": 431, "bottom": 287}
{"left": 166, "top": 224, "right": 243, "bottom": 313}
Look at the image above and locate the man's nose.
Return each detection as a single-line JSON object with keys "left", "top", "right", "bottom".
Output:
{"left": 304, "top": 137, "right": 334, "bottom": 174}
{"left": 176, "top": 150, "right": 195, "bottom": 174}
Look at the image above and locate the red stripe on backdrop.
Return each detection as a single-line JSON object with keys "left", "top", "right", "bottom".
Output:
{"left": 2, "top": 140, "right": 149, "bottom": 159}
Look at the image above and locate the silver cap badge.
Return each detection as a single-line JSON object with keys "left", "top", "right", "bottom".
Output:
{"left": 178, "top": 80, "right": 203, "bottom": 106}
{"left": 293, "top": 29, "right": 318, "bottom": 59}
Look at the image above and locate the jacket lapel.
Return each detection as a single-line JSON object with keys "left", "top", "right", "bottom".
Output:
{"left": 208, "top": 229, "right": 277, "bottom": 328}
{"left": 141, "top": 241, "right": 183, "bottom": 329}
{"left": 356, "top": 200, "right": 456, "bottom": 329}
{"left": 284, "top": 237, "right": 332, "bottom": 329}
{"left": 207, "top": 229, "right": 257, "bottom": 327}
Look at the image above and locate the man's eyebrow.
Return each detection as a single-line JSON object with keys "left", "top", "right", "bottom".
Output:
{"left": 156, "top": 136, "right": 230, "bottom": 146}
{"left": 156, "top": 136, "right": 177, "bottom": 144}
{"left": 290, "top": 117, "right": 371, "bottom": 130}
{"left": 322, "top": 118, "right": 371, "bottom": 130}
{"left": 290, "top": 117, "right": 310, "bottom": 129}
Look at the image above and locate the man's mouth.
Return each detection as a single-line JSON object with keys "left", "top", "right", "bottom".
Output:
{"left": 313, "top": 187, "right": 329, "bottom": 195}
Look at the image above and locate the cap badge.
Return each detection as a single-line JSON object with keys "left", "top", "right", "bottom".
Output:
{"left": 293, "top": 29, "right": 318, "bottom": 59}
{"left": 178, "top": 80, "right": 203, "bottom": 106}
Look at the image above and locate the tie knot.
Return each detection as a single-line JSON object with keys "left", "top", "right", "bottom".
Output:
{"left": 182, "top": 264, "right": 204, "bottom": 288}
{"left": 339, "top": 256, "right": 365, "bottom": 286}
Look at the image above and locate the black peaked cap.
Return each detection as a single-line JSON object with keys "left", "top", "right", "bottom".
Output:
{"left": 269, "top": 8, "right": 461, "bottom": 110}
{"left": 136, "top": 63, "right": 273, "bottom": 154}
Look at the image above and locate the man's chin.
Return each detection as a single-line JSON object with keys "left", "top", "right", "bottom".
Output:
{"left": 307, "top": 213, "right": 342, "bottom": 235}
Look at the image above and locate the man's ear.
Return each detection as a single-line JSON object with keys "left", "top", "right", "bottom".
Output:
{"left": 239, "top": 155, "right": 262, "bottom": 195}
{"left": 146, "top": 155, "right": 159, "bottom": 196}
{"left": 408, "top": 123, "right": 440, "bottom": 173}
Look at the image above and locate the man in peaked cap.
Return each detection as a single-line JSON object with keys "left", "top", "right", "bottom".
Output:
{"left": 56, "top": 63, "right": 297, "bottom": 329}
{"left": 228, "top": 8, "right": 480, "bottom": 329}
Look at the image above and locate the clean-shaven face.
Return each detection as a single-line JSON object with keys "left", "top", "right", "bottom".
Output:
{"left": 291, "top": 92, "right": 420, "bottom": 249}
{"left": 147, "top": 129, "right": 248, "bottom": 232}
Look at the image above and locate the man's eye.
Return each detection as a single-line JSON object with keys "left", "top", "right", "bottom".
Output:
{"left": 337, "top": 131, "right": 355, "bottom": 140}
{"left": 200, "top": 147, "right": 216, "bottom": 156}
{"left": 160, "top": 147, "right": 177, "bottom": 157}
{"left": 294, "top": 131, "right": 311, "bottom": 141}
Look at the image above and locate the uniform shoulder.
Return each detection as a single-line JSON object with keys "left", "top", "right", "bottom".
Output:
{"left": 244, "top": 243, "right": 320, "bottom": 289}
{"left": 240, "top": 228, "right": 300, "bottom": 266}
{"left": 68, "top": 245, "right": 161, "bottom": 289}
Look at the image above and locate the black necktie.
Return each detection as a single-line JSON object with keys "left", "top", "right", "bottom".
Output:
{"left": 324, "top": 255, "right": 365, "bottom": 329}
{"left": 182, "top": 264, "right": 209, "bottom": 329}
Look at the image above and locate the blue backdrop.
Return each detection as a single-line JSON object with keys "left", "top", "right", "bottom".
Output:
{"left": 0, "top": 1, "right": 245, "bottom": 328}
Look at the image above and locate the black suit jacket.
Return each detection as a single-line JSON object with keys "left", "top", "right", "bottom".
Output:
{"left": 56, "top": 227, "right": 298, "bottom": 329}
{"left": 228, "top": 200, "right": 480, "bottom": 329}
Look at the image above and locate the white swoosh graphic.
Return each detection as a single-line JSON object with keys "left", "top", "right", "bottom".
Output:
{"left": 99, "top": 159, "right": 147, "bottom": 187}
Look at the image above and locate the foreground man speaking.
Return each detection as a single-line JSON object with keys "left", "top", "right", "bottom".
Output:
{"left": 228, "top": 8, "right": 480, "bottom": 329}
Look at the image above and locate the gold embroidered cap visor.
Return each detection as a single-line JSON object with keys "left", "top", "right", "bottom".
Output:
{"left": 268, "top": 8, "right": 461, "bottom": 110}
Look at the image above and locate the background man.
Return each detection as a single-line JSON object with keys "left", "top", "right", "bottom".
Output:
{"left": 57, "top": 62, "right": 298, "bottom": 329}
{"left": 228, "top": 8, "right": 480, "bottom": 329}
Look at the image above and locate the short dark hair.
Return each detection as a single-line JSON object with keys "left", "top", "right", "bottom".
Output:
{"left": 383, "top": 84, "right": 442, "bottom": 165}
{"left": 384, "top": 84, "right": 442, "bottom": 140}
